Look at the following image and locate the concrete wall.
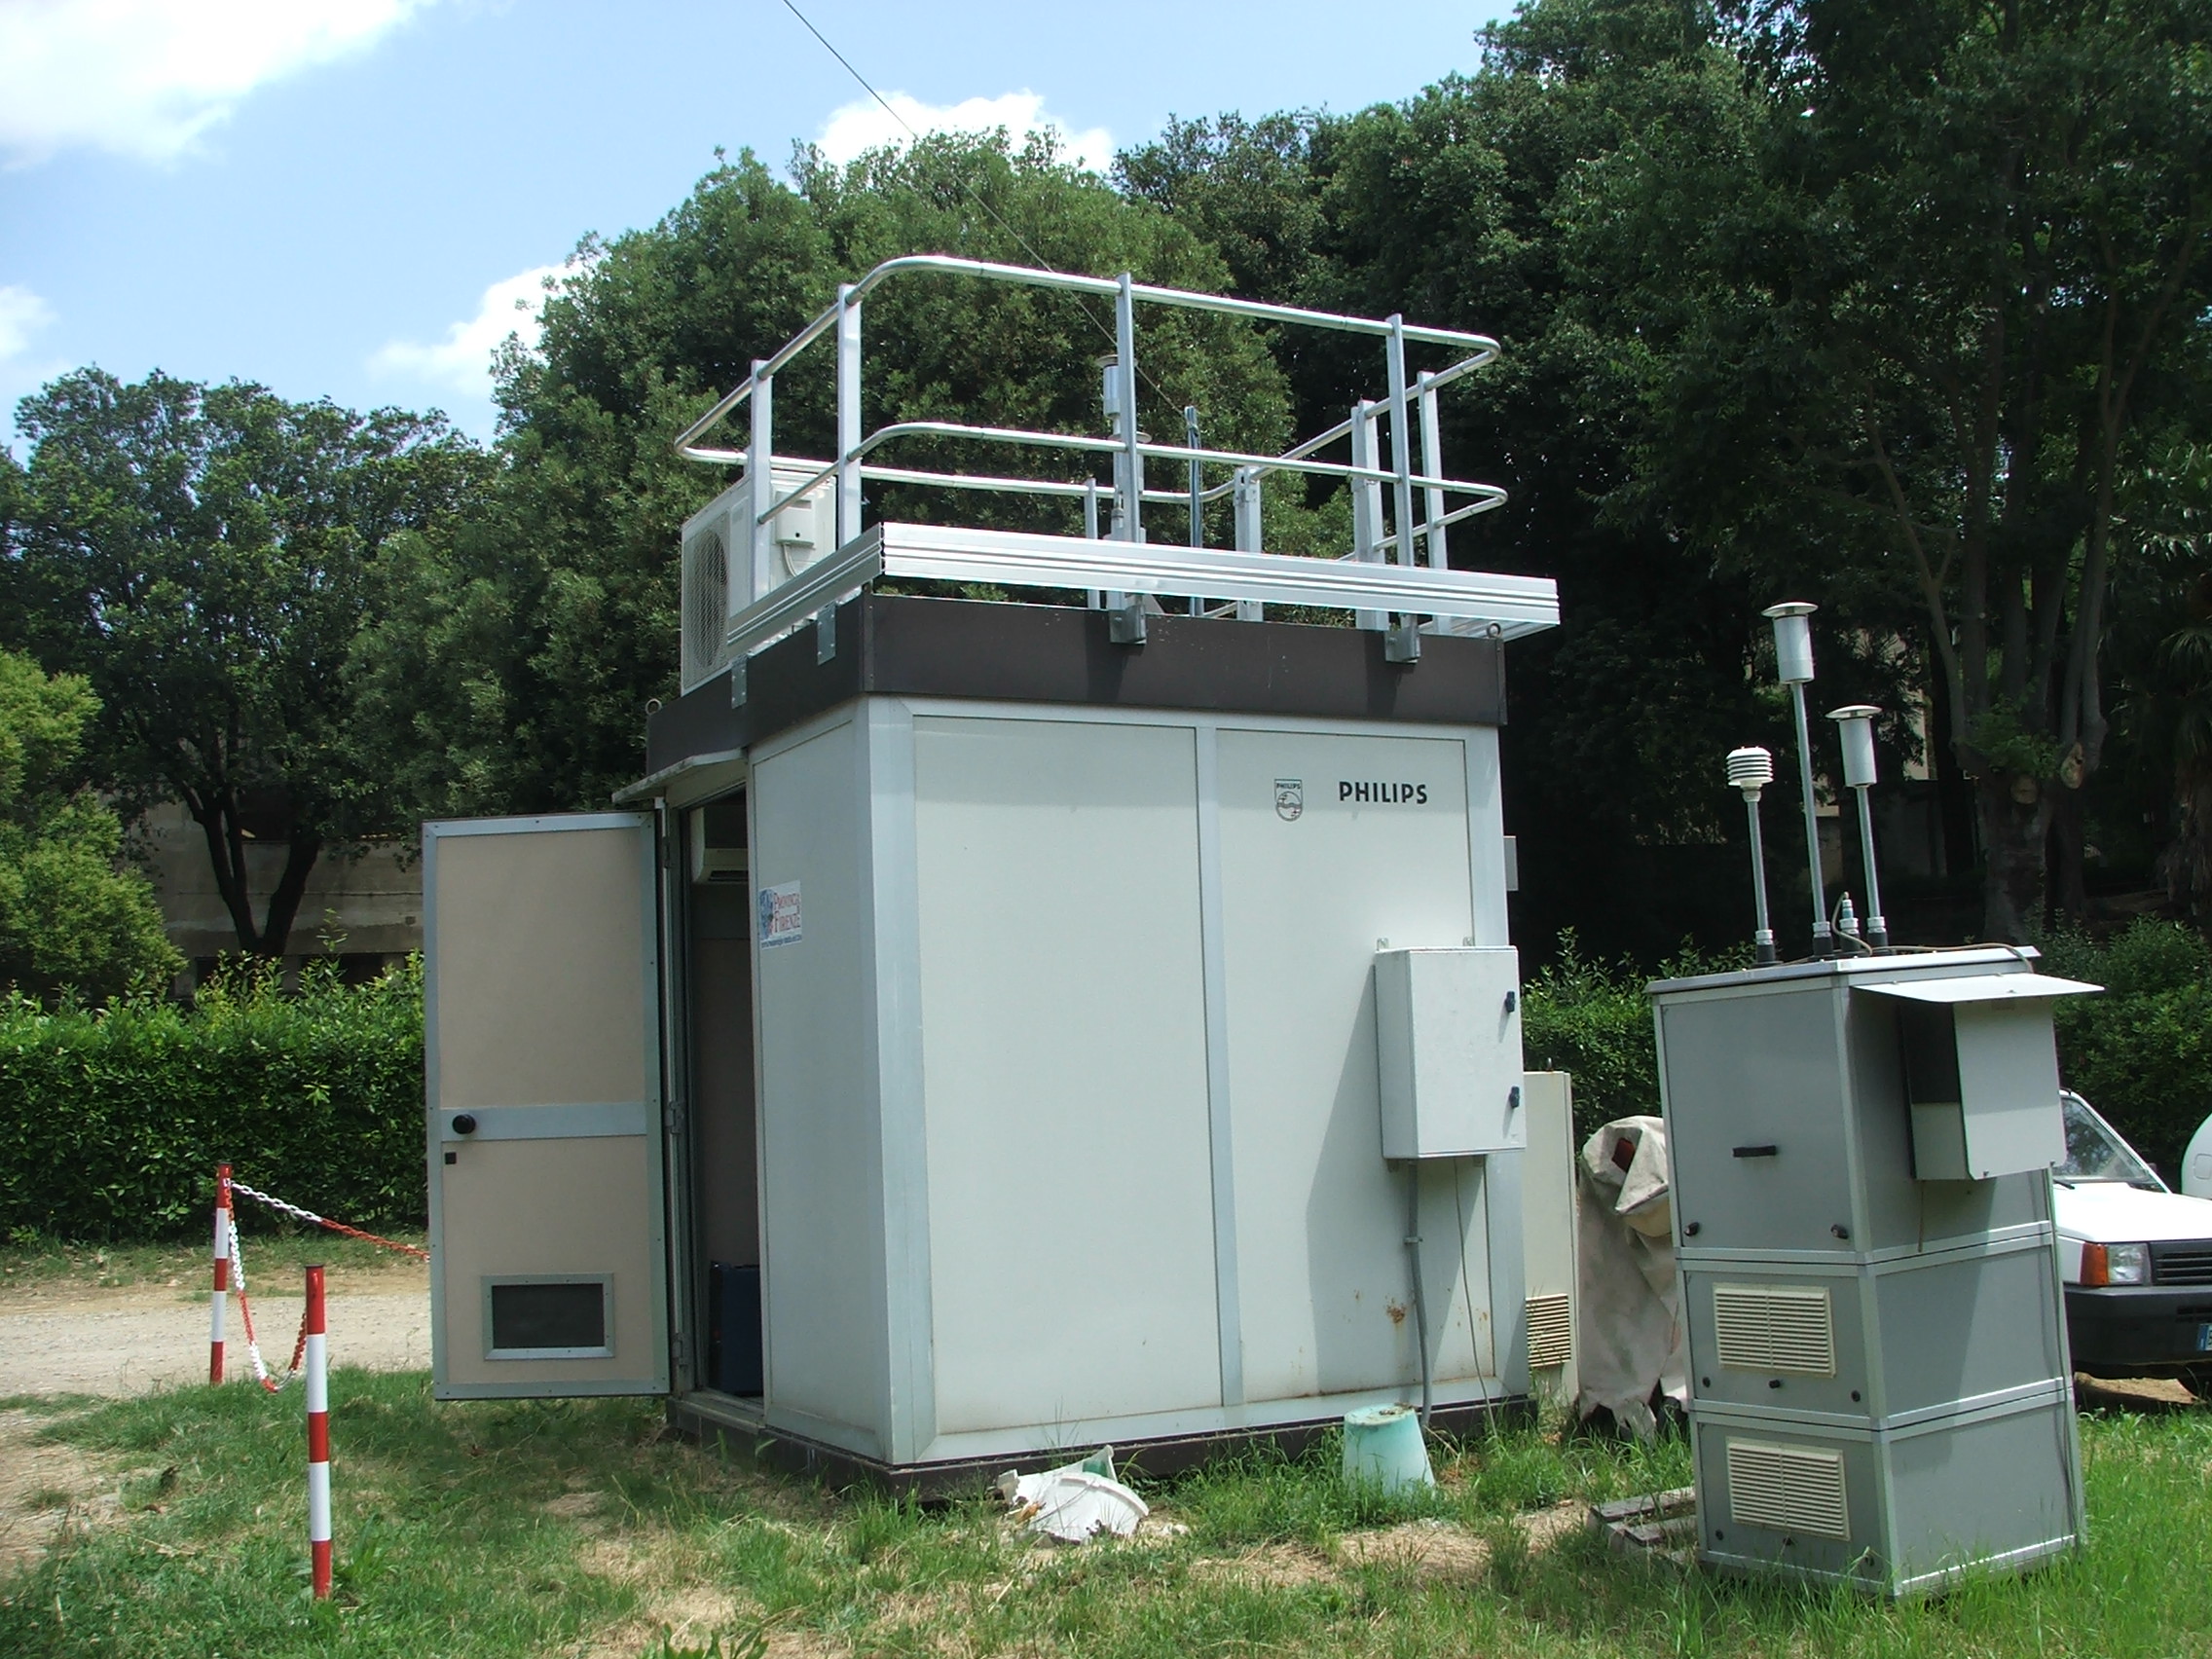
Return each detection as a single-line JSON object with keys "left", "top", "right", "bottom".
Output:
{"left": 134, "top": 801, "right": 423, "bottom": 969}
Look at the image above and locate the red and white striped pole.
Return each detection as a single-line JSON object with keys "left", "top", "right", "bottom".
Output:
{"left": 208, "top": 1163, "right": 232, "bottom": 1385}
{"left": 304, "top": 1263, "right": 331, "bottom": 1599}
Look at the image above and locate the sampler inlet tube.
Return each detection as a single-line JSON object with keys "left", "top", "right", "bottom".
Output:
{"left": 1726, "top": 746, "right": 1779, "bottom": 965}
{"left": 1828, "top": 704, "right": 1890, "bottom": 949}
{"left": 1762, "top": 602, "right": 1832, "bottom": 955}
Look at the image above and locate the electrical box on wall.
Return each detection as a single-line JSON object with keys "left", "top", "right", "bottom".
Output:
{"left": 1375, "top": 946, "right": 1525, "bottom": 1160}
{"left": 1862, "top": 974, "right": 2096, "bottom": 1182}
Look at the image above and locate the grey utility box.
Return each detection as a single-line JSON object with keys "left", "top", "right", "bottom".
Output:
{"left": 1651, "top": 949, "right": 2096, "bottom": 1596}
{"left": 1375, "top": 946, "right": 1526, "bottom": 1160}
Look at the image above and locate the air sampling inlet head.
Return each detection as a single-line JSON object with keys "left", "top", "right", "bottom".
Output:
{"left": 1827, "top": 705, "right": 1880, "bottom": 789}
{"left": 1761, "top": 601, "right": 1818, "bottom": 684}
{"left": 1726, "top": 746, "right": 1775, "bottom": 796}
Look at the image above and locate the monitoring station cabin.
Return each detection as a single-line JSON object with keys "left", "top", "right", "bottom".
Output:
{"left": 421, "top": 257, "right": 1563, "bottom": 1484}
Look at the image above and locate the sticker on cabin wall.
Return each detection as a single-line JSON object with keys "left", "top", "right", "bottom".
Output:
{"left": 757, "top": 881, "right": 802, "bottom": 947}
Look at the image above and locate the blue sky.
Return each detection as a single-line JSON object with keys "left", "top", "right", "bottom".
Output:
{"left": 0, "top": 0, "right": 1513, "bottom": 446}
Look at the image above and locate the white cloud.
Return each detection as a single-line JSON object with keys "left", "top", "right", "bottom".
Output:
{"left": 0, "top": 285, "right": 57, "bottom": 360}
{"left": 369, "top": 261, "right": 575, "bottom": 401}
{"left": 0, "top": 285, "right": 68, "bottom": 439}
{"left": 0, "top": 0, "right": 433, "bottom": 167}
{"left": 816, "top": 90, "right": 1114, "bottom": 174}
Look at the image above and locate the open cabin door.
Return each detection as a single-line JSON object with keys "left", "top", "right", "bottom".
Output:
{"left": 425, "top": 813, "right": 669, "bottom": 1398}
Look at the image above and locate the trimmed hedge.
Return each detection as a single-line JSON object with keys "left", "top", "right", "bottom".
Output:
{"left": 9, "top": 923, "right": 2209, "bottom": 1241}
{"left": 2041, "top": 921, "right": 2212, "bottom": 1183}
{"left": 0, "top": 958, "right": 424, "bottom": 1241}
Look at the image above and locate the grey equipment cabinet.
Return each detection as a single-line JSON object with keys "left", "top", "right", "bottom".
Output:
{"left": 1650, "top": 948, "right": 2098, "bottom": 1596}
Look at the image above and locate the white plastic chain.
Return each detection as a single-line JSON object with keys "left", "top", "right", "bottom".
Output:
{"left": 228, "top": 1179, "right": 323, "bottom": 1229}
{"left": 225, "top": 1212, "right": 304, "bottom": 1391}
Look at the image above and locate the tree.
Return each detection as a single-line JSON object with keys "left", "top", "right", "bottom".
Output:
{"left": 1119, "top": 2, "right": 1913, "bottom": 961}
{"left": 9, "top": 371, "right": 489, "bottom": 957}
{"left": 1570, "top": 0, "right": 2212, "bottom": 939}
{"left": 0, "top": 648, "right": 180, "bottom": 998}
{"left": 356, "top": 134, "right": 1303, "bottom": 819}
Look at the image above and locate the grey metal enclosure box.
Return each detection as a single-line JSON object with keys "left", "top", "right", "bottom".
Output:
{"left": 1650, "top": 950, "right": 2087, "bottom": 1595}
{"left": 1375, "top": 946, "right": 1527, "bottom": 1160}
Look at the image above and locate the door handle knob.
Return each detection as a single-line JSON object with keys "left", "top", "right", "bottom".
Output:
{"left": 453, "top": 1114, "right": 477, "bottom": 1135}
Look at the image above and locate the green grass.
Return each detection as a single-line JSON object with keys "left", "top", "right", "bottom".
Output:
{"left": 2, "top": 1374, "right": 2208, "bottom": 1657}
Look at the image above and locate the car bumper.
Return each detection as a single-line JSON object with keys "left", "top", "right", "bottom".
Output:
{"left": 2065, "top": 1284, "right": 2212, "bottom": 1376}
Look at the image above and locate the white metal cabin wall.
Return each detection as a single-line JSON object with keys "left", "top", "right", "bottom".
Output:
{"left": 750, "top": 714, "right": 894, "bottom": 1455}
{"left": 909, "top": 715, "right": 1224, "bottom": 1437}
{"left": 1212, "top": 728, "right": 1495, "bottom": 1399}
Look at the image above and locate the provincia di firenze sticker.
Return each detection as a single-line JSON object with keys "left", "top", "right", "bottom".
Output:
{"left": 757, "top": 881, "right": 802, "bottom": 947}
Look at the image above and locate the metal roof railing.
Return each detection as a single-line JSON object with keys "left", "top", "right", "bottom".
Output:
{"left": 671, "top": 254, "right": 1555, "bottom": 680}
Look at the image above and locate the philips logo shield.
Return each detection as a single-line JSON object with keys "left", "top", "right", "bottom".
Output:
{"left": 1274, "top": 779, "right": 1305, "bottom": 821}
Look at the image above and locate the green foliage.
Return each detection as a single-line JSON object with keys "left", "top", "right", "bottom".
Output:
{"left": 0, "top": 648, "right": 180, "bottom": 999}
{"left": 1520, "top": 932, "right": 1664, "bottom": 1146}
{"left": 5, "top": 370, "right": 489, "bottom": 954}
{"left": 355, "top": 133, "right": 1312, "bottom": 822}
{"left": 2041, "top": 920, "right": 2212, "bottom": 1180}
{"left": 1520, "top": 932, "right": 1751, "bottom": 1145}
{"left": 0, "top": 957, "right": 424, "bottom": 1240}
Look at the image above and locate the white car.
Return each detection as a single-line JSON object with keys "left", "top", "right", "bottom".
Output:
{"left": 2054, "top": 1092, "right": 2212, "bottom": 1392}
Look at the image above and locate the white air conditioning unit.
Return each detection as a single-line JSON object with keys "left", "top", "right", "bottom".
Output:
{"left": 689, "top": 802, "right": 747, "bottom": 885}
{"left": 678, "top": 467, "right": 838, "bottom": 693}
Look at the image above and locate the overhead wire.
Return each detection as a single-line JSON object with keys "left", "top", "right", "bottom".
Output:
{"left": 776, "top": 0, "right": 1181, "bottom": 416}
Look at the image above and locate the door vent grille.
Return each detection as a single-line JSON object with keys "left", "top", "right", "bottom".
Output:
{"left": 1714, "top": 1283, "right": 1836, "bottom": 1376}
{"left": 1726, "top": 1438, "right": 1850, "bottom": 1540}
{"left": 1526, "top": 1293, "right": 1572, "bottom": 1368}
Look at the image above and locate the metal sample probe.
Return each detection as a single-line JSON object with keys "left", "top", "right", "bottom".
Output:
{"left": 1726, "top": 746, "right": 1780, "bottom": 965}
{"left": 1828, "top": 704, "right": 1890, "bottom": 948}
{"left": 1762, "top": 602, "right": 1832, "bottom": 955}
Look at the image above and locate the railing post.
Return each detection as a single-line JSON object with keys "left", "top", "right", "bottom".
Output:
{"left": 1418, "top": 372, "right": 1449, "bottom": 571}
{"left": 1084, "top": 479, "right": 1102, "bottom": 610}
{"left": 747, "top": 359, "right": 774, "bottom": 610}
{"left": 1233, "top": 468, "right": 1264, "bottom": 621}
{"left": 1350, "top": 401, "right": 1385, "bottom": 631}
{"left": 208, "top": 1163, "right": 231, "bottom": 1385}
{"left": 1184, "top": 404, "right": 1204, "bottom": 613}
{"left": 1382, "top": 316, "right": 1423, "bottom": 662}
{"left": 835, "top": 286, "right": 862, "bottom": 550}
{"left": 1115, "top": 274, "right": 1142, "bottom": 543}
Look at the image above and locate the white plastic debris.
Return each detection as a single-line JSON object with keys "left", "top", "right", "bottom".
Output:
{"left": 995, "top": 1449, "right": 1149, "bottom": 1542}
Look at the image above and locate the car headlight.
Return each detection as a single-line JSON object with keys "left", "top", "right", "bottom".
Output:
{"left": 2083, "top": 1241, "right": 2150, "bottom": 1285}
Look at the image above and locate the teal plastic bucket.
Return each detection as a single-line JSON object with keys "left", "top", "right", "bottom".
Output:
{"left": 1342, "top": 1404, "right": 1434, "bottom": 1493}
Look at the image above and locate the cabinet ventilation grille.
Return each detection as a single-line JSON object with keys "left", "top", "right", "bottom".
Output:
{"left": 1526, "top": 1293, "right": 1572, "bottom": 1368}
{"left": 1726, "top": 1438, "right": 1850, "bottom": 1540}
{"left": 1714, "top": 1284, "right": 1836, "bottom": 1376}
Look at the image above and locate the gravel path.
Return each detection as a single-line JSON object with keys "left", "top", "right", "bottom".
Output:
{"left": 0, "top": 1272, "right": 429, "bottom": 1398}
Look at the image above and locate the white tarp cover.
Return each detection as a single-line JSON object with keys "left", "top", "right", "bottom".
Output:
{"left": 1572, "top": 1115, "right": 1688, "bottom": 1438}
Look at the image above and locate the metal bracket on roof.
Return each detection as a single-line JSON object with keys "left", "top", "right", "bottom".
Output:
{"left": 1384, "top": 618, "right": 1423, "bottom": 664}
{"left": 815, "top": 605, "right": 836, "bottom": 664}
{"left": 728, "top": 655, "right": 747, "bottom": 709}
{"left": 1108, "top": 593, "right": 1148, "bottom": 646}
